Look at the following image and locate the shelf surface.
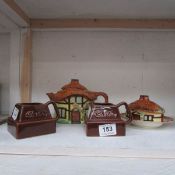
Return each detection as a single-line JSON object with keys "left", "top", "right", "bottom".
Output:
{"left": 1, "top": 154, "right": 175, "bottom": 175}
{"left": 0, "top": 123, "right": 175, "bottom": 158}
{"left": 1, "top": 123, "right": 175, "bottom": 174}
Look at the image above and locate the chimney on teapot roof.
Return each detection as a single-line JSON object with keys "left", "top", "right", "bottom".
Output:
{"left": 140, "top": 95, "right": 149, "bottom": 101}
{"left": 62, "top": 79, "right": 87, "bottom": 90}
{"left": 71, "top": 79, "right": 79, "bottom": 83}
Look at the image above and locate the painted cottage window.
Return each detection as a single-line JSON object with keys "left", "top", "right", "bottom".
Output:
{"left": 144, "top": 115, "right": 154, "bottom": 121}
{"left": 58, "top": 108, "right": 67, "bottom": 119}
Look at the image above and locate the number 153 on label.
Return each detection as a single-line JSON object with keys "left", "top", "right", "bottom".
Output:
{"left": 99, "top": 124, "right": 117, "bottom": 136}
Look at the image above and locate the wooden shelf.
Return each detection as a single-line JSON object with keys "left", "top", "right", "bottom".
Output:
{"left": 1, "top": 123, "right": 175, "bottom": 174}
{"left": 1, "top": 123, "right": 175, "bottom": 158}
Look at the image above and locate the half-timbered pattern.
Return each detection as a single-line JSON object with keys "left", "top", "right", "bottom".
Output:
{"left": 47, "top": 79, "right": 108, "bottom": 124}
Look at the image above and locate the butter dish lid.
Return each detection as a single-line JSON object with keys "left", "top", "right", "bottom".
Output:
{"left": 129, "top": 95, "right": 165, "bottom": 114}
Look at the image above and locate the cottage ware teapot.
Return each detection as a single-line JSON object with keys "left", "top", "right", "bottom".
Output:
{"left": 47, "top": 79, "right": 109, "bottom": 124}
{"left": 8, "top": 101, "right": 59, "bottom": 139}
{"left": 85, "top": 102, "right": 132, "bottom": 136}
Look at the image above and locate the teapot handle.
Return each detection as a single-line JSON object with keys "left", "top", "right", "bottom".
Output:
{"left": 45, "top": 101, "right": 60, "bottom": 120}
{"left": 116, "top": 102, "right": 132, "bottom": 124}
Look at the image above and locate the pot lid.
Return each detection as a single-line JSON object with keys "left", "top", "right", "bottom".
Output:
{"left": 129, "top": 95, "right": 165, "bottom": 114}
{"left": 47, "top": 79, "right": 108, "bottom": 102}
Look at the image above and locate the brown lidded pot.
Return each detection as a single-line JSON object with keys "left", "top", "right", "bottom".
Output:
{"left": 85, "top": 102, "right": 132, "bottom": 136}
{"left": 8, "top": 101, "right": 59, "bottom": 139}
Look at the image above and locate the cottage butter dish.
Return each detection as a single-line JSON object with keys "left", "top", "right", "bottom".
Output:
{"left": 129, "top": 95, "right": 173, "bottom": 128}
{"left": 8, "top": 101, "right": 59, "bottom": 139}
{"left": 85, "top": 102, "right": 132, "bottom": 136}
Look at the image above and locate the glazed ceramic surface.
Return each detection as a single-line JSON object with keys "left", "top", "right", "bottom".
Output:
{"left": 132, "top": 116, "right": 173, "bottom": 128}
{"left": 85, "top": 102, "right": 132, "bottom": 136}
{"left": 8, "top": 101, "right": 59, "bottom": 139}
{"left": 129, "top": 95, "right": 174, "bottom": 128}
{"left": 47, "top": 79, "right": 108, "bottom": 124}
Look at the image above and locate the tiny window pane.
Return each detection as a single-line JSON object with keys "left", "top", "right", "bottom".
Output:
{"left": 58, "top": 109, "right": 62, "bottom": 116}
{"left": 70, "top": 97, "right": 75, "bottom": 103}
{"left": 149, "top": 115, "right": 153, "bottom": 121}
{"left": 144, "top": 115, "right": 148, "bottom": 121}
{"left": 83, "top": 97, "right": 88, "bottom": 103}
{"left": 62, "top": 109, "right": 65, "bottom": 117}
{"left": 77, "top": 96, "right": 82, "bottom": 104}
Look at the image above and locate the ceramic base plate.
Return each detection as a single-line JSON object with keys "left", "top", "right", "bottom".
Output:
{"left": 132, "top": 116, "right": 174, "bottom": 128}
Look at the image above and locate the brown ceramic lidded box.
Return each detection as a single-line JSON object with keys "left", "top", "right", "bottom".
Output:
{"left": 85, "top": 102, "right": 132, "bottom": 136}
{"left": 8, "top": 101, "right": 59, "bottom": 139}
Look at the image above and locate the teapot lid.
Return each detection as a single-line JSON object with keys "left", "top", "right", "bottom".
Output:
{"left": 129, "top": 95, "right": 165, "bottom": 114}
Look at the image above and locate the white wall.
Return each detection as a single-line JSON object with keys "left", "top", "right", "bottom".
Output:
{"left": 32, "top": 30, "right": 175, "bottom": 116}
{"left": 0, "top": 33, "right": 10, "bottom": 114}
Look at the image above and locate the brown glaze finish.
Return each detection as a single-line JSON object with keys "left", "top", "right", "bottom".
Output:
{"left": 129, "top": 95, "right": 164, "bottom": 113}
{"left": 85, "top": 102, "right": 132, "bottom": 136}
{"left": 47, "top": 79, "right": 108, "bottom": 103}
{"left": 71, "top": 110, "right": 81, "bottom": 124}
{"left": 7, "top": 101, "right": 59, "bottom": 139}
{"left": 86, "top": 120, "right": 126, "bottom": 136}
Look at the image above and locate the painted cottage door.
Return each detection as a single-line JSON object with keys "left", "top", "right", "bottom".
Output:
{"left": 71, "top": 110, "right": 80, "bottom": 123}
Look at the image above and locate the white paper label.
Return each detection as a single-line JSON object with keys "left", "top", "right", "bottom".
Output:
{"left": 99, "top": 124, "right": 117, "bottom": 137}
{"left": 12, "top": 107, "right": 19, "bottom": 120}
